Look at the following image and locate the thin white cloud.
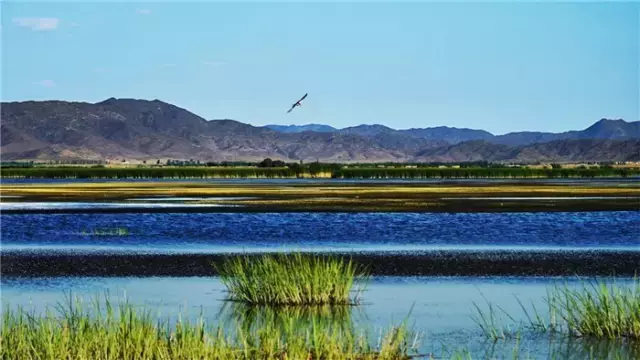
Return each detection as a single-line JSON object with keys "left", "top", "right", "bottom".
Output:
{"left": 160, "top": 63, "right": 177, "bottom": 68}
{"left": 33, "top": 80, "right": 56, "bottom": 87}
{"left": 92, "top": 67, "right": 107, "bottom": 73}
{"left": 137, "top": 9, "right": 151, "bottom": 15}
{"left": 201, "top": 60, "right": 226, "bottom": 66}
{"left": 13, "top": 17, "right": 60, "bottom": 31}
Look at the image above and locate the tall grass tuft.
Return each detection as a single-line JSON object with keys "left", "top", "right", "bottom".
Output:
{"left": 471, "top": 291, "right": 521, "bottom": 341}
{"left": 473, "top": 277, "right": 640, "bottom": 341}
{"left": 215, "top": 252, "right": 368, "bottom": 306}
{"left": 548, "top": 278, "right": 640, "bottom": 339}
{"left": 1, "top": 294, "right": 419, "bottom": 360}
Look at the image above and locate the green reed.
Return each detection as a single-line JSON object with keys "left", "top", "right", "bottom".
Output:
{"left": 1, "top": 166, "right": 298, "bottom": 179}
{"left": 0, "top": 294, "right": 418, "bottom": 360}
{"left": 548, "top": 278, "right": 640, "bottom": 339}
{"left": 473, "top": 277, "right": 640, "bottom": 341}
{"left": 3, "top": 165, "right": 636, "bottom": 179}
{"left": 333, "top": 167, "right": 636, "bottom": 179}
{"left": 215, "top": 253, "right": 368, "bottom": 306}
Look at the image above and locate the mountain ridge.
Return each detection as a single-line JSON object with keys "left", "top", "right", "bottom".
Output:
{"left": 1, "top": 98, "right": 638, "bottom": 163}
{"left": 265, "top": 118, "right": 640, "bottom": 145}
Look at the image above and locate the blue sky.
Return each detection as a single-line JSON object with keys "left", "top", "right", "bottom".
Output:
{"left": 2, "top": 1, "right": 638, "bottom": 134}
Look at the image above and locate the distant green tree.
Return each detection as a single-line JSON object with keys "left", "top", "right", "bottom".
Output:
{"left": 288, "top": 162, "right": 301, "bottom": 172}
{"left": 309, "top": 162, "right": 322, "bottom": 175}
{"left": 258, "top": 158, "right": 273, "bottom": 168}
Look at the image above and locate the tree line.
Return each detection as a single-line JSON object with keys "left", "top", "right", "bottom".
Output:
{"left": 2, "top": 164, "right": 637, "bottom": 179}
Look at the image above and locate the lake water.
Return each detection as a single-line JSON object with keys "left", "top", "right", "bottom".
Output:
{"left": 1, "top": 194, "right": 639, "bottom": 358}
{"left": 2, "top": 275, "right": 638, "bottom": 358}
{"left": 2, "top": 211, "right": 639, "bottom": 254}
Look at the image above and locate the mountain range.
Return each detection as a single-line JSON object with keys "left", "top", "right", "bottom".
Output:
{"left": 1, "top": 98, "right": 639, "bottom": 163}
{"left": 268, "top": 119, "right": 640, "bottom": 146}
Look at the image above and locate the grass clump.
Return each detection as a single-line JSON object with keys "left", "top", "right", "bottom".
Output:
{"left": 548, "top": 278, "right": 640, "bottom": 339}
{"left": 1, "top": 295, "right": 418, "bottom": 360}
{"left": 473, "top": 277, "right": 640, "bottom": 341}
{"left": 81, "top": 227, "right": 129, "bottom": 236}
{"left": 216, "top": 253, "right": 367, "bottom": 306}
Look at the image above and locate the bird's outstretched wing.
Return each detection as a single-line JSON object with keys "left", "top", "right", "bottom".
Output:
{"left": 286, "top": 93, "right": 308, "bottom": 114}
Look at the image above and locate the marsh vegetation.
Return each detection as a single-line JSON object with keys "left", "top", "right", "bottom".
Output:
{"left": 81, "top": 227, "right": 130, "bottom": 236}
{"left": 473, "top": 278, "right": 640, "bottom": 341}
{"left": 2, "top": 165, "right": 638, "bottom": 179}
{"left": 216, "top": 253, "right": 366, "bottom": 306}
{"left": 2, "top": 254, "right": 640, "bottom": 359}
{"left": 2, "top": 189, "right": 638, "bottom": 358}
{"left": 0, "top": 296, "right": 418, "bottom": 360}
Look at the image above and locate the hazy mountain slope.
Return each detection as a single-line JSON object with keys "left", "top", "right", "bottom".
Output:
{"left": 412, "top": 139, "right": 640, "bottom": 163}
{"left": 337, "top": 124, "right": 397, "bottom": 137}
{"left": 399, "top": 126, "right": 494, "bottom": 144}
{"left": 0, "top": 99, "right": 436, "bottom": 162}
{"left": 413, "top": 141, "right": 515, "bottom": 162}
{"left": 509, "top": 139, "right": 640, "bottom": 162}
{"left": 493, "top": 119, "right": 640, "bottom": 146}
{"left": 267, "top": 118, "right": 640, "bottom": 146}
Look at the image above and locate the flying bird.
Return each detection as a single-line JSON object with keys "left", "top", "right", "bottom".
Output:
{"left": 286, "top": 93, "right": 308, "bottom": 113}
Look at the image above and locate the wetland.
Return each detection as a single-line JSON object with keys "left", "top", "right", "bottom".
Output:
{"left": 1, "top": 178, "right": 639, "bottom": 359}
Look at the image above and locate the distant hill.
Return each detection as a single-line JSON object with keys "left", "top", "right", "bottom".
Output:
{"left": 264, "top": 124, "right": 337, "bottom": 133}
{"left": 1, "top": 98, "right": 638, "bottom": 163}
{"left": 491, "top": 119, "right": 640, "bottom": 146}
{"left": 0, "top": 98, "right": 439, "bottom": 162}
{"left": 338, "top": 124, "right": 397, "bottom": 137}
{"left": 414, "top": 139, "right": 640, "bottom": 163}
{"left": 267, "top": 118, "right": 640, "bottom": 146}
{"left": 399, "top": 126, "right": 495, "bottom": 144}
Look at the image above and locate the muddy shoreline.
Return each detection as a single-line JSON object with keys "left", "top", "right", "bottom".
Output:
{"left": 2, "top": 197, "right": 639, "bottom": 214}
{"left": 3, "top": 250, "right": 639, "bottom": 277}
{"left": 2, "top": 179, "right": 638, "bottom": 213}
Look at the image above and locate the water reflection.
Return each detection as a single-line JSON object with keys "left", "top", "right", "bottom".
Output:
{"left": 216, "top": 302, "right": 362, "bottom": 335}
{"left": 552, "top": 338, "right": 640, "bottom": 360}
{"left": 2, "top": 276, "right": 639, "bottom": 358}
{"left": 480, "top": 337, "right": 640, "bottom": 360}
